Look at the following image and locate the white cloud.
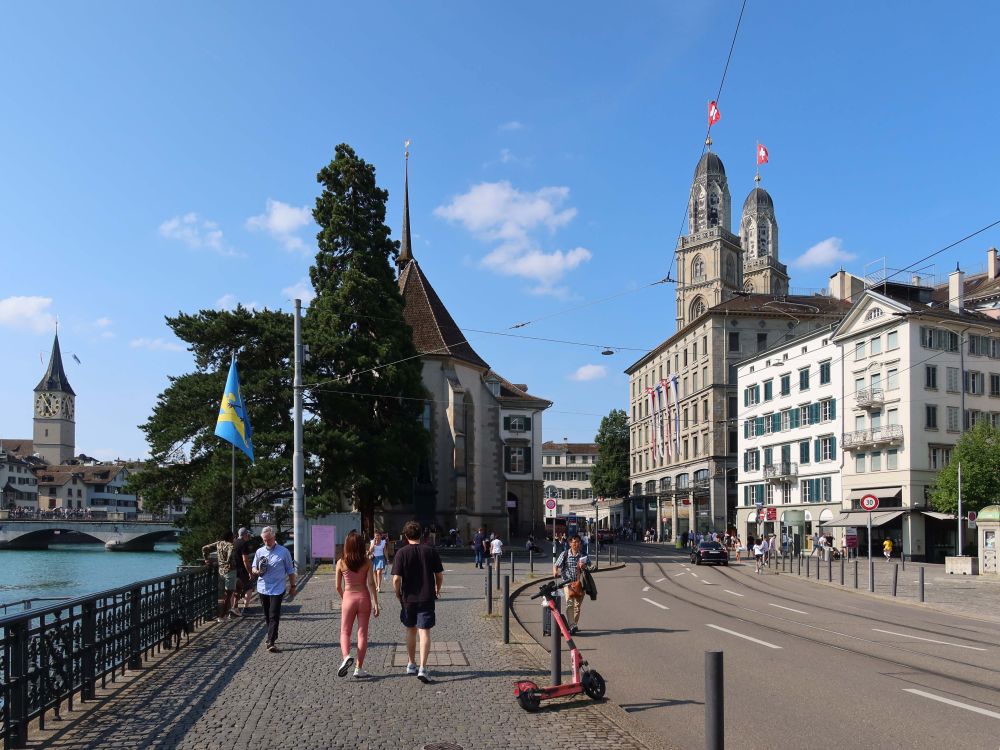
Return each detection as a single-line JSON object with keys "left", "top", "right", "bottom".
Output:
{"left": 434, "top": 181, "right": 590, "bottom": 292}
{"left": 247, "top": 199, "right": 313, "bottom": 252}
{"left": 499, "top": 120, "right": 524, "bottom": 131}
{"left": 792, "top": 237, "right": 857, "bottom": 269}
{"left": 130, "top": 337, "right": 185, "bottom": 352}
{"left": 570, "top": 364, "right": 607, "bottom": 381}
{"left": 281, "top": 278, "right": 316, "bottom": 304}
{"left": 94, "top": 317, "right": 112, "bottom": 328}
{"left": 215, "top": 294, "right": 259, "bottom": 312}
{"left": 0, "top": 296, "right": 57, "bottom": 333}
{"left": 159, "top": 213, "right": 235, "bottom": 255}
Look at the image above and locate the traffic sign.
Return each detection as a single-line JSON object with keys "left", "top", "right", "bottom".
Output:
{"left": 860, "top": 494, "right": 879, "bottom": 511}
{"left": 544, "top": 498, "right": 557, "bottom": 510}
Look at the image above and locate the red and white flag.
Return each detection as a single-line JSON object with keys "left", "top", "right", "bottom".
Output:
{"left": 708, "top": 100, "right": 721, "bottom": 126}
{"left": 757, "top": 143, "right": 769, "bottom": 165}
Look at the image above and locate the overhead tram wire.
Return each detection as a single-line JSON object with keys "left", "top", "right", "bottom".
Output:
{"left": 507, "top": 276, "right": 671, "bottom": 330}
{"left": 880, "top": 217, "right": 1000, "bottom": 286}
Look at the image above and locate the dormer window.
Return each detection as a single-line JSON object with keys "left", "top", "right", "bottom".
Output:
{"left": 486, "top": 379, "right": 500, "bottom": 397}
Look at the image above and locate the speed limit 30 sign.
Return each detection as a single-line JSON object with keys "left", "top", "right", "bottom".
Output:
{"left": 860, "top": 494, "right": 879, "bottom": 511}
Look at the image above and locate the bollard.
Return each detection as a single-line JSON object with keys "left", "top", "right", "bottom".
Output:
{"left": 840, "top": 555, "right": 844, "bottom": 586}
{"left": 705, "top": 651, "right": 724, "bottom": 750}
{"left": 529, "top": 550, "right": 534, "bottom": 575}
{"left": 797, "top": 553, "right": 802, "bottom": 576}
{"left": 919, "top": 566, "right": 925, "bottom": 602}
{"left": 496, "top": 556, "right": 502, "bottom": 590}
{"left": 486, "top": 562, "right": 493, "bottom": 615}
{"left": 510, "top": 551, "right": 515, "bottom": 582}
{"left": 901, "top": 554, "right": 906, "bottom": 572}
{"left": 806, "top": 556, "right": 810, "bottom": 578}
{"left": 550, "top": 613, "right": 562, "bottom": 685}
{"left": 892, "top": 564, "right": 898, "bottom": 597}
{"left": 502, "top": 576, "right": 510, "bottom": 644}
{"left": 854, "top": 559, "right": 858, "bottom": 589}
{"left": 869, "top": 560, "right": 875, "bottom": 593}
{"left": 828, "top": 555, "right": 832, "bottom": 582}
{"left": 607, "top": 544, "right": 612, "bottom": 567}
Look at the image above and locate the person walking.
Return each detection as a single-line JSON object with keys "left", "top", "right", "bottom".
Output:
{"left": 883, "top": 537, "right": 893, "bottom": 561}
{"left": 337, "top": 531, "right": 379, "bottom": 678}
{"left": 202, "top": 531, "right": 238, "bottom": 621}
{"left": 733, "top": 535, "right": 743, "bottom": 563}
{"left": 472, "top": 526, "right": 487, "bottom": 569}
{"left": 233, "top": 527, "right": 253, "bottom": 614}
{"left": 392, "top": 520, "right": 444, "bottom": 684}
{"left": 252, "top": 526, "right": 296, "bottom": 653}
{"left": 760, "top": 535, "right": 771, "bottom": 567}
{"left": 753, "top": 538, "right": 765, "bottom": 574}
{"left": 553, "top": 534, "right": 592, "bottom": 635}
{"left": 489, "top": 535, "right": 504, "bottom": 569}
{"left": 367, "top": 531, "right": 388, "bottom": 592}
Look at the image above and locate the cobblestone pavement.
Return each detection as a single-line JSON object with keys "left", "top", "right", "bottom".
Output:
{"left": 27, "top": 559, "right": 669, "bottom": 750}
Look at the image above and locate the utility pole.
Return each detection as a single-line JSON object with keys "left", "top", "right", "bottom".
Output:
{"left": 957, "top": 461, "right": 963, "bottom": 556}
{"left": 293, "top": 299, "right": 306, "bottom": 569}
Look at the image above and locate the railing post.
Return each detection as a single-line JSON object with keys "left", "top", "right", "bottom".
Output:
{"left": 8, "top": 619, "right": 29, "bottom": 748}
{"left": 840, "top": 555, "right": 845, "bottom": 586}
{"left": 502, "top": 576, "right": 510, "bottom": 644}
{"left": 797, "top": 552, "right": 801, "bottom": 576}
{"left": 806, "top": 556, "right": 810, "bottom": 578}
{"left": 854, "top": 559, "right": 859, "bottom": 589}
{"left": 486, "top": 562, "right": 493, "bottom": 615}
{"left": 81, "top": 600, "right": 96, "bottom": 701}
{"left": 892, "top": 563, "right": 899, "bottom": 597}
{"left": 869, "top": 559, "right": 875, "bottom": 593}
{"left": 529, "top": 549, "right": 534, "bottom": 576}
{"left": 495, "top": 555, "right": 501, "bottom": 590}
{"left": 705, "top": 651, "right": 724, "bottom": 750}
{"left": 919, "top": 566, "right": 925, "bottom": 602}
{"left": 128, "top": 585, "right": 143, "bottom": 669}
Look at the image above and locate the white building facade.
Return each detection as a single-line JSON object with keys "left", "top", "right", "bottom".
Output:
{"left": 736, "top": 327, "right": 843, "bottom": 550}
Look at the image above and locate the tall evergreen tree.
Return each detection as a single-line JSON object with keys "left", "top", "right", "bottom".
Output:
{"left": 129, "top": 306, "right": 294, "bottom": 562}
{"left": 305, "top": 144, "right": 428, "bottom": 533}
{"left": 591, "top": 408, "right": 630, "bottom": 499}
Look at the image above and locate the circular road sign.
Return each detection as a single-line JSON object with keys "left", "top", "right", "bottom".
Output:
{"left": 860, "top": 494, "right": 879, "bottom": 511}
{"left": 544, "top": 498, "right": 557, "bottom": 510}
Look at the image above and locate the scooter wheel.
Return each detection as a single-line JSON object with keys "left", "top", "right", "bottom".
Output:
{"left": 518, "top": 691, "right": 542, "bottom": 712}
{"left": 582, "top": 670, "right": 606, "bottom": 700}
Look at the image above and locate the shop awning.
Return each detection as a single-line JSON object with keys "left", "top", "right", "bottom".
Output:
{"left": 921, "top": 511, "right": 956, "bottom": 521}
{"left": 847, "top": 488, "right": 902, "bottom": 502}
{"left": 821, "top": 511, "right": 904, "bottom": 527}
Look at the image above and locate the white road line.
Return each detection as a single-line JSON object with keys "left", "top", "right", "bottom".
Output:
{"left": 768, "top": 603, "right": 808, "bottom": 615}
{"left": 706, "top": 624, "right": 782, "bottom": 649}
{"left": 642, "top": 597, "right": 670, "bottom": 610}
{"left": 642, "top": 586, "right": 651, "bottom": 592}
{"left": 441, "top": 585, "right": 466, "bottom": 589}
{"left": 723, "top": 590, "right": 744, "bottom": 597}
{"left": 689, "top": 571, "right": 699, "bottom": 578}
{"left": 702, "top": 580, "right": 716, "bottom": 585}
{"left": 872, "top": 629, "right": 987, "bottom": 651}
{"left": 656, "top": 577, "right": 667, "bottom": 582}
{"left": 673, "top": 572, "right": 687, "bottom": 577}
{"left": 903, "top": 689, "right": 1000, "bottom": 720}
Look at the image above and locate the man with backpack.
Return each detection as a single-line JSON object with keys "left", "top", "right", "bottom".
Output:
{"left": 202, "top": 530, "right": 238, "bottom": 621}
{"left": 553, "top": 534, "right": 593, "bottom": 635}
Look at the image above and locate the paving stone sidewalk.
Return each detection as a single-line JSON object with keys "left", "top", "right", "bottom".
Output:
{"left": 26, "top": 560, "right": 668, "bottom": 750}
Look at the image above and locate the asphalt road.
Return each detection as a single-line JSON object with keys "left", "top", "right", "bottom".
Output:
{"left": 513, "top": 545, "right": 1000, "bottom": 750}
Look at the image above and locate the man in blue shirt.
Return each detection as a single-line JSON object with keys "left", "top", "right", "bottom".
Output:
{"left": 472, "top": 527, "right": 487, "bottom": 569}
{"left": 252, "top": 526, "right": 296, "bottom": 653}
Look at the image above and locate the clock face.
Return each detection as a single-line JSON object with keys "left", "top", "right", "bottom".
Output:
{"left": 61, "top": 396, "right": 75, "bottom": 420}
{"left": 35, "top": 393, "right": 56, "bottom": 417}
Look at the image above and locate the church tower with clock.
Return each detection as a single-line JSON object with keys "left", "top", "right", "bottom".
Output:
{"left": 33, "top": 333, "right": 76, "bottom": 465}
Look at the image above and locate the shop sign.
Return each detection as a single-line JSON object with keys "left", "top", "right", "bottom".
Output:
{"left": 766, "top": 507, "right": 777, "bottom": 521}
{"left": 844, "top": 527, "right": 859, "bottom": 548}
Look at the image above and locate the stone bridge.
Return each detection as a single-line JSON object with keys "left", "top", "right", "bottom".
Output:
{"left": 0, "top": 518, "right": 178, "bottom": 551}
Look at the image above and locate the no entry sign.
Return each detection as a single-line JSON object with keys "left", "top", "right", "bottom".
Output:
{"left": 544, "top": 498, "right": 557, "bottom": 510}
{"left": 860, "top": 494, "right": 879, "bottom": 511}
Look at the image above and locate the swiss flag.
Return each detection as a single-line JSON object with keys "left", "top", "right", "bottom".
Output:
{"left": 757, "top": 143, "right": 769, "bottom": 165}
{"left": 708, "top": 100, "right": 721, "bottom": 126}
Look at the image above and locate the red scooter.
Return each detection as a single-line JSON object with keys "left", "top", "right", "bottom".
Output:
{"left": 514, "top": 579, "right": 606, "bottom": 711}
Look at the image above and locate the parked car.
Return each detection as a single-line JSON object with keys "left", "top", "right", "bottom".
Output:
{"left": 691, "top": 541, "right": 729, "bottom": 566}
{"left": 596, "top": 529, "right": 615, "bottom": 543}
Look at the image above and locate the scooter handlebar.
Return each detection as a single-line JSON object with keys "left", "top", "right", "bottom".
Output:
{"left": 530, "top": 580, "right": 569, "bottom": 599}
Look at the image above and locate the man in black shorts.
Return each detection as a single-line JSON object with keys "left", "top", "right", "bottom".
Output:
{"left": 391, "top": 520, "right": 444, "bottom": 683}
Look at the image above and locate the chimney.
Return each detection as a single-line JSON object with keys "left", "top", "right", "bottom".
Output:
{"left": 989, "top": 247, "right": 999, "bottom": 281}
{"left": 911, "top": 274, "right": 921, "bottom": 286}
{"left": 949, "top": 264, "right": 965, "bottom": 314}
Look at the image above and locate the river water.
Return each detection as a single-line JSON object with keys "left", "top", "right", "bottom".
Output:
{"left": 1, "top": 544, "right": 181, "bottom": 612}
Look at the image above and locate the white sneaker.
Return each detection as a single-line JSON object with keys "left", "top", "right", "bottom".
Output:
{"left": 353, "top": 667, "right": 370, "bottom": 678}
{"left": 417, "top": 667, "right": 431, "bottom": 683}
{"left": 405, "top": 662, "right": 417, "bottom": 675}
{"left": 337, "top": 656, "right": 354, "bottom": 677}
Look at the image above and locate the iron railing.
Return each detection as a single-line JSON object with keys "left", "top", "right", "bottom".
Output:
{"left": 842, "top": 424, "right": 904, "bottom": 449}
{"left": 855, "top": 387, "right": 885, "bottom": 408}
{"left": 1, "top": 566, "right": 216, "bottom": 749}
{"left": 763, "top": 462, "right": 798, "bottom": 480}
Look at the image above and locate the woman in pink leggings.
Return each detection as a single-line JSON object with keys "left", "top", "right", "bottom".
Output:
{"left": 336, "top": 531, "right": 380, "bottom": 678}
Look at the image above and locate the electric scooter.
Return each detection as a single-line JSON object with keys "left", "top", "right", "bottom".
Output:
{"left": 514, "top": 579, "right": 606, "bottom": 711}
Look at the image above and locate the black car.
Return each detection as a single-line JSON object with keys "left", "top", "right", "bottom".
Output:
{"left": 691, "top": 541, "right": 729, "bottom": 566}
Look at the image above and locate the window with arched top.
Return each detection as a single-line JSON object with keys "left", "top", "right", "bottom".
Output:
{"left": 708, "top": 192, "right": 720, "bottom": 227}
{"left": 690, "top": 297, "right": 706, "bottom": 320}
{"left": 724, "top": 255, "right": 736, "bottom": 283}
{"left": 757, "top": 223, "right": 769, "bottom": 256}
{"left": 744, "top": 280, "right": 754, "bottom": 294}
{"left": 865, "top": 308, "right": 884, "bottom": 320}
{"left": 692, "top": 255, "right": 705, "bottom": 280}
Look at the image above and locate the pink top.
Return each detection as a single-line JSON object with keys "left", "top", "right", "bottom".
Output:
{"left": 342, "top": 566, "right": 368, "bottom": 588}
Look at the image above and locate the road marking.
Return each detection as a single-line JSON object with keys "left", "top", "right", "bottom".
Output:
{"left": 689, "top": 571, "right": 699, "bottom": 578}
{"left": 642, "top": 597, "right": 670, "bottom": 610}
{"left": 768, "top": 603, "right": 808, "bottom": 615}
{"left": 723, "top": 590, "right": 744, "bottom": 597}
{"left": 872, "top": 629, "right": 987, "bottom": 651}
{"left": 441, "top": 585, "right": 466, "bottom": 589}
{"left": 903, "top": 689, "right": 1000, "bottom": 720}
{"left": 656, "top": 577, "right": 667, "bottom": 582}
{"left": 702, "top": 580, "right": 716, "bottom": 585}
{"left": 642, "top": 585, "right": 651, "bottom": 592}
{"left": 673, "top": 572, "right": 687, "bottom": 577}
{"left": 706, "top": 624, "right": 781, "bottom": 649}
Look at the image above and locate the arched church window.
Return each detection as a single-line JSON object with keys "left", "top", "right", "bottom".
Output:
{"left": 692, "top": 255, "right": 705, "bottom": 280}
{"left": 757, "top": 223, "right": 769, "bottom": 257}
{"left": 708, "top": 192, "right": 719, "bottom": 227}
{"left": 724, "top": 255, "right": 736, "bottom": 283}
{"left": 690, "top": 297, "right": 706, "bottom": 320}
{"left": 744, "top": 280, "right": 754, "bottom": 294}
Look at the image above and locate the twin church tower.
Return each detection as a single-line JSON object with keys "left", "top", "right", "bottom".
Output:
{"left": 674, "top": 149, "right": 788, "bottom": 329}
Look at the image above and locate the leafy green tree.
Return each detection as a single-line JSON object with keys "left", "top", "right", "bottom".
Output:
{"left": 930, "top": 421, "right": 1000, "bottom": 515}
{"left": 591, "top": 408, "right": 630, "bottom": 499}
{"left": 129, "top": 306, "right": 294, "bottom": 562}
{"left": 304, "top": 144, "right": 428, "bottom": 533}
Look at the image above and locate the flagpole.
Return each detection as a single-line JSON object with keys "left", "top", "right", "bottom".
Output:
{"left": 231, "top": 444, "right": 236, "bottom": 534}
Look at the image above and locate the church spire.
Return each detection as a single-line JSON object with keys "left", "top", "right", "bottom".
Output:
{"left": 397, "top": 139, "right": 413, "bottom": 271}
{"left": 35, "top": 332, "right": 75, "bottom": 396}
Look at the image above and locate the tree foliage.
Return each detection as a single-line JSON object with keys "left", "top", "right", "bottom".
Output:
{"left": 591, "top": 408, "right": 630, "bottom": 499}
{"left": 129, "top": 306, "right": 294, "bottom": 562}
{"left": 930, "top": 421, "right": 1000, "bottom": 515}
{"left": 304, "top": 143, "right": 428, "bottom": 532}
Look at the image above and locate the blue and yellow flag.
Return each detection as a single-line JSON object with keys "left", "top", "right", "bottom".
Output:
{"left": 215, "top": 358, "right": 254, "bottom": 461}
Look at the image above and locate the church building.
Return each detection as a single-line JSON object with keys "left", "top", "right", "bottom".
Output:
{"left": 33, "top": 333, "right": 77, "bottom": 466}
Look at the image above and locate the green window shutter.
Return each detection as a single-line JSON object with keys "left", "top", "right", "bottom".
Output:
{"left": 790, "top": 410, "right": 799, "bottom": 429}
{"left": 523, "top": 450, "right": 532, "bottom": 473}
{"left": 772, "top": 414, "right": 781, "bottom": 432}
{"left": 503, "top": 447, "right": 512, "bottom": 473}
{"left": 814, "top": 439, "right": 821, "bottom": 463}
{"left": 755, "top": 417, "right": 764, "bottom": 435}
{"left": 829, "top": 399, "right": 836, "bottom": 420}
{"left": 744, "top": 389, "right": 749, "bottom": 406}
{"left": 764, "top": 447, "right": 773, "bottom": 465}
{"left": 503, "top": 416, "right": 511, "bottom": 430}
{"left": 744, "top": 421, "right": 750, "bottom": 439}
{"left": 781, "top": 444, "right": 791, "bottom": 462}
{"left": 811, "top": 403, "right": 820, "bottom": 423}
{"left": 524, "top": 416, "right": 532, "bottom": 430}
{"left": 830, "top": 436, "right": 837, "bottom": 459}
{"left": 800, "top": 441, "right": 809, "bottom": 464}
{"left": 764, "top": 381, "right": 773, "bottom": 400}
{"left": 744, "top": 452, "right": 749, "bottom": 471}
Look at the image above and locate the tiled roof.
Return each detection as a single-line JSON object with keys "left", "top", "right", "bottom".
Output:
{"left": 398, "top": 259, "right": 491, "bottom": 370}
{"left": 36, "top": 465, "right": 128, "bottom": 487}
{"left": 929, "top": 271, "right": 1000, "bottom": 303}
{"left": 710, "top": 293, "right": 852, "bottom": 315}
{"left": 0, "top": 440, "right": 35, "bottom": 459}
{"left": 490, "top": 371, "right": 552, "bottom": 406}
{"left": 542, "top": 441, "right": 598, "bottom": 454}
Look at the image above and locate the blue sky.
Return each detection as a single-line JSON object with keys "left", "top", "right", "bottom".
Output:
{"left": 2, "top": 1, "right": 999, "bottom": 460}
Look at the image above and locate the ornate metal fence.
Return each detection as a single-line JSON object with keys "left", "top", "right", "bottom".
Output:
{"left": 1, "top": 566, "right": 216, "bottom": 749}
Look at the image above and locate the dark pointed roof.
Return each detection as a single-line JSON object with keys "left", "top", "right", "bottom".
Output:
{"left": 397, "top": 156, "right": 413, "bottom": 270}
{"left": 694, "top": 151, "right": 726, "bottom": 179}
{"left": 743, "top": 186, "right": 773, "bottom": 212}
{"left": 35, "top": 334, "right": 75, "bottom": 395}
{"left": 398, "top": 260, "right": 490, "bottom": 370}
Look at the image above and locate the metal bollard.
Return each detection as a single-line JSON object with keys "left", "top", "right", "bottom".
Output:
{"left": 919, "top": 566, "right": 925, "bottom": 602}
{"left": 869, "top": 560, "right": 875, "bottom": 593}
{"left": 550, "top": 614, "right": 562, "bottom": 685}
{"left": 798, "top": 553, "right": 802, "bottom": 576}
{"left": 828, "top": 555, "right": 832, "bottom": 582}
{"left": 892, "top": 564, "right": 898, "bottom": 597}
{"left": 510, "top": 551, "right": 515, "bottom": 582}
{"left": 502, "top": 576, "right": 510, "bottom": 644}
{"left": 529, "top": 550, "right": 534, "bottom": 575}
{"left": 901, "top": 554, "right": 906, "bottom": 572}
{"left": 705, "top": 651, "right": 724, "bottom": 750}
{"left": 806, "top": 556, "right": 810, "bottom": 578}
{"left": 854, "top": 559, "right": 858, "bottom": 589}
{"left": 486, "top": 563, "right": 493, "bottom": 615}
{"left": 840, "top": 556, "right": 844, "bottom": 586}
{"left": 496, "top": 557, "right": 501, "bottom": 589}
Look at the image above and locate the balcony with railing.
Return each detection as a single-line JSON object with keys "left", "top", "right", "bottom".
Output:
{"left": 842, "top": 424, "right": 904, "bottom": 449}
{"left": 855, "top": 388, "right": 885, "bottom": 409}
{"left": 763, "top": 462, "right": 798, "bottom": 481}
